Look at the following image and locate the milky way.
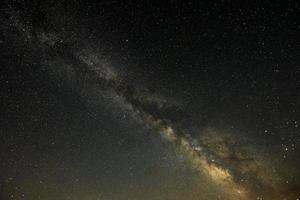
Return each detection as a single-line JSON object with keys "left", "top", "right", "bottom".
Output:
{"left": 1, "top": 1, "right": 299, "bottom": 200}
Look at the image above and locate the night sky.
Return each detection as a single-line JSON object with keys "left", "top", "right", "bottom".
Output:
{"left": 0, "top": 1, "right": 299, "bottom": 200}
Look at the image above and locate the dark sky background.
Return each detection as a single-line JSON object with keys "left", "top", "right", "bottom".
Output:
{"left": 0, "top": 1, "right": 299, "bottom": 200}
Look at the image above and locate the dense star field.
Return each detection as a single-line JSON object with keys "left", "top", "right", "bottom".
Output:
{"left": 0, "top": 1, "right": 299, "bottom": 200}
